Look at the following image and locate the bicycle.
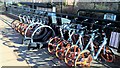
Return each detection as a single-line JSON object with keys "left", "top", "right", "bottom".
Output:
{"left": 22, "top": 15, "right": 55, "bottom": 50}
{"left": 64, "top": 26, "right": 88, "bottom": 66}
{"left": 63, "top": 20, "right": 105, "bottom": 66}
{"left": 48, "top": 23, "right": 73, "bottom": 54}
{"left": 55, "top": 19, "right": 93, "bottom": 66}
{"left": 75, "top": 26, "right": 114, "bottom": 67}
{"left": 55, "top": 25, "right": 76, "bottom": 59}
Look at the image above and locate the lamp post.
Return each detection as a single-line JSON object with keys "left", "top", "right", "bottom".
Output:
{"left": 32, "top": 0, "right": 35, "bottom": 9}
{"left": 4, "top": 0, "right": 7, "bottom": 11}
{"left": 73, "top": 0, "right": 76, "bottom": 8}
{"left": 61, "top": 0, "right": 62, "bottom": 13}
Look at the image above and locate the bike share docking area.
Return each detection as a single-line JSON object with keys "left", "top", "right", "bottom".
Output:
{"left": 0, "top": 15, "right": 65, "bottom": 67}
{"left": 1, "top": 3, "right": 120, "bottom": 68}
{"left": 0, "top": 16, "right": 103, "bottom": 67}
{"left": 0, "top": 15, "right": 66, "bottom": 67}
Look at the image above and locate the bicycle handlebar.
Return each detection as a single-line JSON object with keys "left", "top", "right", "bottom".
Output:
{"left": 92, "top": 29, "right": 99, "bottom": 33}
{"left": 94, "top": 21, "right": 99, "bottom": 24}
{"left": 80, "top": 26, "right": 87, "bottom": 30}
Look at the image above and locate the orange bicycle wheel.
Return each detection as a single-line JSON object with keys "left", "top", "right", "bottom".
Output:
{"left": 21, "top": 24, "right": 28, "bottom": 35}
{"left": 11, "top": 20, "right": 20, "bottom": 28}
{"left": 101, "top": 47, "right": 114, "bottom": 62}
{"left": 65, "top": 45, "right": 81, "bottom": 66}
{"left": 17, "top": 23, "right": 23, "bottom": 33}
{"left": 56, "top": 40, "right": 70, "bottom": 60}
{"left": 75, "top": 50, "right": 92, "bottom": 67}
{"left": 48, "top": 37, "right": 61, "bottom": 54}
{"left": 15, "top": 22, "right": 21, "bottom": 31}
{"left": 18, "top": 23, "right": 25, "bottom": 32}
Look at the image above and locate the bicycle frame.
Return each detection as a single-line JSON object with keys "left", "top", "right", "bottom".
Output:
{"left": 75, "top": 31, "right": 85, "bottom": 51}
{"left": 22, "top": 15, "right": 28, "bottom": 24}
{"left": 66, "top": 25, "right": 87, "bottom": 51}
{"left": 59, "top": 24, "right": 75, "bottom": 42}
{"left": 18, "top": 14, "right": 23, "bottom": 23}
{"left": 84, "top": 33, "right": 107, "bottom": 60}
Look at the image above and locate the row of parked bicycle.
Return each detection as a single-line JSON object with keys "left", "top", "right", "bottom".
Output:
{"left": 47, "top": 20, "right": 115, "bottom": 67}
{"left": 11, "top": 13, "right": 55, "bottom": 49}
{"left": 11, "top": 11, "right": 115, "bottom": 67}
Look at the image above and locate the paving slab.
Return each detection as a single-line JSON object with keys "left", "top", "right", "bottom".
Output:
{"left": 0, "top": 15, "right": 14, "bottom": 23}
{"left": 0, "top": 40, "right": 29, "bottom": 67}
{"left": 0, "top": 20, "right": 29, "bottom": 67}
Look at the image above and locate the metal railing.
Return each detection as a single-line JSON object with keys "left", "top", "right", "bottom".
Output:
{"left": 6, "top": 5, "right": 56, "bottom": 16}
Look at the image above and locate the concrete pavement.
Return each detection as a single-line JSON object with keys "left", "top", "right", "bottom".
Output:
{"left": 0, "top": 20, "right": 30, "bottom": 67}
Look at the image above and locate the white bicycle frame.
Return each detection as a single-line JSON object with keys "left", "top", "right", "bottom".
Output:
{"left": 22, "top": 15, "right": 28, "bottom": 24}
{"left": 68, "top": 25, "right": 87, "bottom": 51}
{"left": 84, "top": 33, "right": 107, "bottom": 59}
{"left": 18, "top": 14, "right": 23, "bottom": 23}
{"left": 26, "top": 16, "right": 32, "bottom": 24}
{"left": 75, "top": 31, "right": 85, "bottom": 51}
{"left": 59, "top": 24, "right": 75, "bottom": 43}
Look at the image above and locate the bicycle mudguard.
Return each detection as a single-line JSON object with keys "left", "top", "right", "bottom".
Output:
{"left": 100, "top": 46, "right": 115, "bottom": 62}
{"left": 15, "top": 22, "right": 21, "bottom": 28}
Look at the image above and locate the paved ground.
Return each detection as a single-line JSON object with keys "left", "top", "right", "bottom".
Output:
{"left": 0, "top": 14, "right": 120, "bottom": 68}
{"left": 0, "top": 20, "right": 30, "bottom": 68}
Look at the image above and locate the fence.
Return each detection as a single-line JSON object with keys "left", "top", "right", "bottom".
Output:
{"left": 5, "top": 5, "right": 57, "bottom": 21}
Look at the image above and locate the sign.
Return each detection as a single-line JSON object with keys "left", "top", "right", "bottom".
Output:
{"left": 109, "top": 32, "right": 120, "bottom": 49}
{"left": 51, "top": 16, "right": 57, "bottom": 24}
{"left": 61, "top": 18, "right": 71, "bottom": 24}
{"left": 104, "top": 13, "right": 116, "bottom": 21}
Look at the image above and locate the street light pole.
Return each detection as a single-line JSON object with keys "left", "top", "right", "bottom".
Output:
{"left": 61, "top": 1, "right": 62, "bottom": 13}
{"left": 4, "top": 0, "right": 7, "bottom": 11}
{"left": 32, "top": 0, "right": 35, "bottom": 9}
